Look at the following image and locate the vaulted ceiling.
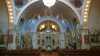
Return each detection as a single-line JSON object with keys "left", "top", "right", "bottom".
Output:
{"left": 21, "top": 1, "right": 77, "bottom": 20}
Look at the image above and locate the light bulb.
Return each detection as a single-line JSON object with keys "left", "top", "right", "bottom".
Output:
{"left": 10, "top": 19, "right": 14, "bottom": 23}
{"left": 9, "top": 12, "right": 13, "bottom": 16}
{"left": 52, "top": 25, "right": 55, "bottom": 29}
{"left": 86, "top": 0, "right": 91, "bottom": 4}
{"left": 7, "top": 1, "right": 11, "bottom": 5}
{"left": 41, "top": 24, "right": 45, "bottom": 29}
{"left": 84, "top": 12, "right": 88, "bottom": 15}
{"left": 84, "top": 19, "right": 87, "bottom": 22}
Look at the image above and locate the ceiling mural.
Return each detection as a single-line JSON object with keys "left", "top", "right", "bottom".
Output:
{"left": 11, "top": 0, "right": 82, "bottom": 33}
{"left": 14, "top": 0, "right": 84, "bottom": 8}
{"left": 13, "top": 0, "right": 84, "bottom": 23}
{"left": 17, "top": 16, "right": 77, "bottom": 33}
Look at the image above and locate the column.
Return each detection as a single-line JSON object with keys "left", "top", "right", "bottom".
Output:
{"left": 32, "top": 32, "right": 38, "bottom": 49}
{"left": 81, "top": 30, "right": 90, "bottom": 49}
{"left": 81, "top": 33, "right": 86, "bottom": 49}
{"left": 64, "top": 32, "right": 69, "bottom": 48}
{"left": 11, "top": 32, "right": 16, "bottom": 49}
{"left": 59, "top": 32, "right": 65, "bottom": 49}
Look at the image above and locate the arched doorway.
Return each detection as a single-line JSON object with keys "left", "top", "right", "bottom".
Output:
{"left": 36, "top": 20, "right": 61, "bottom": 50}
{"left": 37, "top": 20, "right": 60, "bottom": 32}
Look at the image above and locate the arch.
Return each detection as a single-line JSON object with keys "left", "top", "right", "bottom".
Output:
{"left": 58, "top": 0, "right": 82, "bottom": 24}
{"left": 17, "top": 0, "right": 82, "bottom": 25}
{"left": 34, "top": 17, "right": 64, "bottom": 32}
{"left": 37, "top": 20, "right": 60, "bottom": 32}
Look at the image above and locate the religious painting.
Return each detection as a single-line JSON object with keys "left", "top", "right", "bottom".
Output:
{"left": 0, "top": 34, "right": 9, "bottom": 48}
{"left": 23, "top": 32, "right": 32, "bottom": 48}
{"left": 14, "top": 0, "right": 28, "bottom": 8}
{"left": 69, "top": 0, "right": 84, "bottom": 8}
{"left": 90, "top": 33, "right": 100, "bottom": 43}
{"left": 84, "top": 35, "right": 90, "bottom": 44}
{"left": 7, "top": 34, "right": 13, "bottom": 44}
{"left": 0, "top": 34, "right": 4, "bottom": 45}
{"left": 15, "top": 33, "right": 20, "bottom": 49}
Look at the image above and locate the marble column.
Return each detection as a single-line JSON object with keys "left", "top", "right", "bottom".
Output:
{"left": 59, "top": 32, "right": 65, "bottom": 49}
{"left": 32, "top": 32, "right": 38, "bottom": 49}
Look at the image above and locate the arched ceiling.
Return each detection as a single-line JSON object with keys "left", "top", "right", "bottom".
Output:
{"left": 21, "top": 1, "right": 77, "bottom": 20}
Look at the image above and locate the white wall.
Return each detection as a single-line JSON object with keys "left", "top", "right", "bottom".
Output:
{"left": 0, "top": 0, "right": 8, "bottom": 33}
{"left": 89, "top": 0, "right": 100, "bottom": 31}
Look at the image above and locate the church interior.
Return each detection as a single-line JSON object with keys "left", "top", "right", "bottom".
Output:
{"left": 0, "top": 0, "right": 100, "bottom": 56}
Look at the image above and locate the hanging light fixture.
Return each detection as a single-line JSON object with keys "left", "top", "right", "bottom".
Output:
{"left": 43, "top": 0, "right": 56, "bottom": 8}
